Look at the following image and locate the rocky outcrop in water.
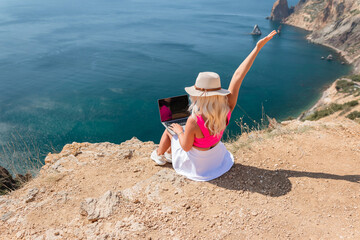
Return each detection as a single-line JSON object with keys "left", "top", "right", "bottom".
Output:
{"left": 326, "top": 54, "right": 333, "bottom": 61}
{"left": 283, "top": 0, "right": 360, "bottom": 73}
{"left": 250, "top": 24, "right": 262, "bottom": 35}
{"left": 270, "top": 0, "right": 291, "bottom": 21}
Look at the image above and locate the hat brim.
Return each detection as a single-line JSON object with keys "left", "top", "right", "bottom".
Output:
{"left": 185, "top": 86, "right": 231, "bottom": 97}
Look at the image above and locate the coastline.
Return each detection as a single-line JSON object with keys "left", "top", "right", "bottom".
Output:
{"left": 1, "top": 1, "right": 360, "bottom": 237}
{"left": 1, "top": 0, "right": 358, "bottom": 195}
{"left": 295, "top": 79, "right": 336, "bottom": 121}
{"left": 281, "top": 0, "right": 360, "bottom": 75}
{"left": 283, "top": 21, "right": 359, "bottom": 71}
{"left": 306, "top": 37, "right": 360, "bottom": 74}
{"left": 279, "top": 22, "right": 359, "bottom": 120}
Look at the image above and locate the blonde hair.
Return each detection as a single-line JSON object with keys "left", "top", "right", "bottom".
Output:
{"left": 189, "top": 95, "right": 230, "bottom": 136}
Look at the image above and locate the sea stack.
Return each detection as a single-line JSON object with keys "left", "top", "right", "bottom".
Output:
{"left": 250, "top": 24, "right": 262, "bottom": 35}
{"left": 326, "top": 54, "right": 333, "bottom": 61}
{"left": 270, "top": 0, "right": 290, "bottom": 21}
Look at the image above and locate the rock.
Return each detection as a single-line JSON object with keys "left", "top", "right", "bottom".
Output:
{"left": 55, "top": 191, "right": 69, "bottom": 203}
{"left": 270, "top": 0, "right": 290, "bottom": 21}
{"left": 80, "top": 190, "right": 119, "bottom": 222}
{"left": 250, "top": 25, "right": 262, "bottom": 35}
{"left": 45, "top": 152, "right": 60, "bottom": 165}
{"left": 60, "top": 142, "right": 83, "bottom": 157}
{"left": 326, "top": 54, "right": 333, "bottom": 61}
{"left": 25, "top": 188, "right": 39, "bottom": 203}
{"left": 0, "top": 166, "right": 18, "bottom": 194}
{"left": 51, "top": 155, "right": 86, "bottom": 173}
{"left": 321, "top": 56, "right": 325, "bottom": 60}
{"left": 341, "top": 62, "right": 345, "bottom": 65}
{"left": 117, "top": 149, "right": 134, "bottom": 159}
{"left": 1, "top": 211, "right": 14, "bottom": 221}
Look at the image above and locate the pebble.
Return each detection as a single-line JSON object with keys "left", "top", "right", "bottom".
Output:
{"left": 25, "top": 188, "right": 39, "bottom": 203}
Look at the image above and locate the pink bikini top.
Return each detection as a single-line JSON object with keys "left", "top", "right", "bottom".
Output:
{"left": 193, "top": 110, "right": 232, "bottom": 148}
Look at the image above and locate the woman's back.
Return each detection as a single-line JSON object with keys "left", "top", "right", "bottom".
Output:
{"left": 193, "top": 110, "right": 232, "bottom": 149}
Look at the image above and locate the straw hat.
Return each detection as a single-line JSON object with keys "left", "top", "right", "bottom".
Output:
{"left": 185, "top": 72, "right": 231, "bottom": 97}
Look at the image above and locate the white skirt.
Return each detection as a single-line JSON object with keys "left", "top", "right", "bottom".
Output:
{"left": 171, "top": 135, "right": 234, "bottom": 181}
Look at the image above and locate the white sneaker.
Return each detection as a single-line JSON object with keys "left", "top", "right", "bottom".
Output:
{"left": 150, "top": 149, "right": 166, "bottom": 165}
{"left": 164, "top": 152, "right": 172, "bottom": 163}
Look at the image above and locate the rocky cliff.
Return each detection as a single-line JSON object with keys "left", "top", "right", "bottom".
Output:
{"left": 270, "top": 0, "right": 292, "bottom": 21}
{"left": 283, "top": 0, "right": 360, "bottom": 73}
{"left": 1, "top": 110, "right": 360, "bottom": 238}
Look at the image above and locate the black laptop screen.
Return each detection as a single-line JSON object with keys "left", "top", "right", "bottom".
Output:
{"left": 158, "top": 95, "right": 190, "bottom": 122}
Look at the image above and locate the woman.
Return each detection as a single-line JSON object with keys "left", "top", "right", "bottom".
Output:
{"left": 151, "top": 30, "right": 277, "bottom": 181}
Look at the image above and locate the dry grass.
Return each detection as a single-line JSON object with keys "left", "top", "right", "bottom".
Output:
{"left": 0, "top": 131, "right": 56, "bottom": 195}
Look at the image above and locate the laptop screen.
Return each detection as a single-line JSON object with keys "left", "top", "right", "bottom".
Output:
{"left": 158, "top": 95, "right": 190, "bottom": 122}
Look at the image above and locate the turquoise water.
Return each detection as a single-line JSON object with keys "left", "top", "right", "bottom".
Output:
{"left": 0, "top": 0, "right": 350, "bottom": 173}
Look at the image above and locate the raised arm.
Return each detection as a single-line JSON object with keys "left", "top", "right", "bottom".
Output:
{"left": 227, "top": 30, "right": 277, "bottom": 111}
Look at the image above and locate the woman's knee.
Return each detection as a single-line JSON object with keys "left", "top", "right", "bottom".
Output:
{"left": 165, "top": 130, "right": 173, "bottom": 139}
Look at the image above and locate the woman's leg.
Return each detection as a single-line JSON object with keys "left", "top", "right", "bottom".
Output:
{"left": 157, "top": 129, "right": 172, "bottom": 155}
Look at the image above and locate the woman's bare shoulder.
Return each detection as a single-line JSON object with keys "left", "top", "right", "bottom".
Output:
{"left": 187, "top": 115, "right": 197, "bottom": 124}
{"left": 185, "top": 115, "right": 198, "bottom": 129}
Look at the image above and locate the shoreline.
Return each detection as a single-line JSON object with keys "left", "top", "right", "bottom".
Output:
{"left": 306, "top": 37, "right": 360, "bottom": 70}
{"left": 295, "top": 80, "right": 336, "bottom": 121}
{"left": 280, "top": 22, "right": 359, "bottom": 120}
{"left": 284, "top": 21, "right": 358, "bottom": 67}
{"left": 282, "top": 17, "right": 360, "bottom": 74}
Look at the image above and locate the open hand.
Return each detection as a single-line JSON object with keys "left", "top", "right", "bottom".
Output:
{"left": 256, "top": 30, "right": 277, "bottom": 50}
{"left": 169, "top": 123, "right": 183, "bottom": 135}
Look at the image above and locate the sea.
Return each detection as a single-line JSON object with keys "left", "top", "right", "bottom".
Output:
{"left": 0, "top": 0, "right": 351, "bottom": 174}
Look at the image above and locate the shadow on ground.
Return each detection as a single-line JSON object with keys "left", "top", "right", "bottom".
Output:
{"left": 210, "top": 163, "right": 360, "bottom": 197}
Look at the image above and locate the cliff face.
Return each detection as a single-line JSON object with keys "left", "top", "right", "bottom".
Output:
{"left": 284, "top": 0, "right": 360, "bottom": 73}
{"left": 270, "top": 0, "right": 291, "bottom": 21}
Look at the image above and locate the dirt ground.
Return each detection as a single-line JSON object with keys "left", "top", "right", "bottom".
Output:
{"left": 0, "top": 116, "right": 359, "bottom": 239}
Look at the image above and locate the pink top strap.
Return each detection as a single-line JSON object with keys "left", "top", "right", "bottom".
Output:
{"left": 193, "top": 110, "right": 231, "bottom": 148}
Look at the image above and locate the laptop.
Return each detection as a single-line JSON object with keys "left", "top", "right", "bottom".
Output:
{"left": 157, "top": 95, "right": 190, "bottom": 135}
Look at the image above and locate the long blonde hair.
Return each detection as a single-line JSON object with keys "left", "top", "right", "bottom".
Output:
{"left": 189, "top": 95, "right": 230, "bottom": 136}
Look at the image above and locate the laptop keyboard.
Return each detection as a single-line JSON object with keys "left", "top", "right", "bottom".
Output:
{"left": 164, "top": 118, "right": 187, "bottom": 127}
